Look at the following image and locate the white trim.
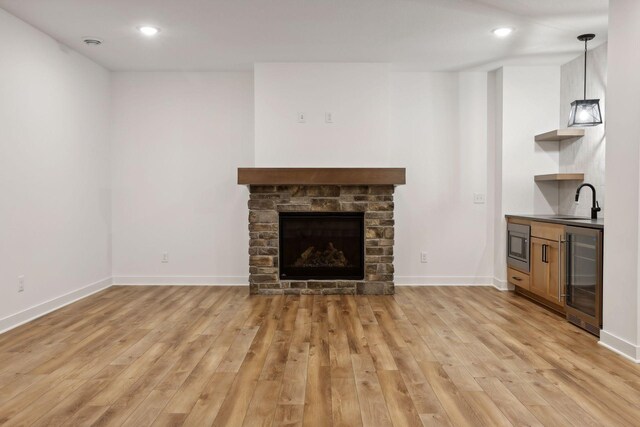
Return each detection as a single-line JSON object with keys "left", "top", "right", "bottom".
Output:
{"left": 492, "top": 276, "right": 514, "bottom": 291}
{"left": 394, "top": 276, "right": 512, "bottom": 292}
{"left": 0, "top": 276, "right": 113, "bottom": 334}
{"left": 599, "top": 330, "right": 640, "bottom": 363}
{"left": 395, "top": 276, "right": 494, "bottom": 286}
{"left": 112, "top": 276, "right": 247, "bottom": 286}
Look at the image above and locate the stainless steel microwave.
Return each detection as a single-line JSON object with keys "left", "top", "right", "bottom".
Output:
{"left": 507, "top": 223, "right": 530, "bottom": 272}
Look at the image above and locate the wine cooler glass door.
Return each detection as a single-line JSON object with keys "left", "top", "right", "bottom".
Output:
{"left": 564, "top": 226, "right": 602, "bottom": 331}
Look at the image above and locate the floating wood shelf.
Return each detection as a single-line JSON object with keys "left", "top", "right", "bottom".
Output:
{"left": 534, "top": 173, "right": 584, "bottom": 182}
{"left": 535, "top": 129, "right": 585, "bottom": 142}
{"left": 238, "top": 168, "right": 406, "bottom": 186}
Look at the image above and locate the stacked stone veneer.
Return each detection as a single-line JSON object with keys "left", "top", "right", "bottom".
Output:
{"left": 247, "top": 185, "right": 395, "bottom": 295}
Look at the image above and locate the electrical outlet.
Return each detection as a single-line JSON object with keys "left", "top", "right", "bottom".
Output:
{"left": 420, "top": 252, "right": 428, "bottom": 263}
{"left": 18, "top": 275, "right": 24, "bottom": 293}
{"left": 473, "top": 193, "right": 486, "bottom": 204}
{"left": 162, "top": 252, "right": 169, "bottom": 263}
{"left": 297, "top": 112, "right": 306, "bottom": 123}
{"left": 325, "top": 112, "right": 333, "bottom": 123}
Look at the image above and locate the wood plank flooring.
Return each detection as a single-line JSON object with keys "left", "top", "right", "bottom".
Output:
{"left": 1, "top": 285, "right": 640, "bottom": 426}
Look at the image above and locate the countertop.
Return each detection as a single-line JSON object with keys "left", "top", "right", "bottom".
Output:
{"left": 506, "top": 214, "right": 604, "bottom": 230}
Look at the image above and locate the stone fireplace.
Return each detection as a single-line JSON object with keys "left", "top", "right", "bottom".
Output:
{"left": 238, "top": 168, "right": 405, "bottom": 295}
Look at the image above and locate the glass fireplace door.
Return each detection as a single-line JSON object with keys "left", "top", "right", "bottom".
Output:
{"left": 279, "top": 212, "right": 365, "bottom": 280}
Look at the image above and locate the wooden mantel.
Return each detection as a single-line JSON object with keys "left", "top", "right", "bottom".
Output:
{"left": 237, "top": 168, "right": 406, "bottom": 186}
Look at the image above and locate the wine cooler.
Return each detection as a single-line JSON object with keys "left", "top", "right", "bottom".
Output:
{"left": 564, "top": 226, "right": 603, "bottom": 336}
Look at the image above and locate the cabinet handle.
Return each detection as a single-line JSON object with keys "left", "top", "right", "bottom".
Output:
{"left": 542, "top": 244, "right": 548, "bottom": 263}
{"left": 511, "top": 276, "right": 522, "bottom": 282}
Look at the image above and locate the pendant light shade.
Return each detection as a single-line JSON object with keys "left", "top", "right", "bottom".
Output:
{"left": 568, "top": 99, "right": 602, "bottom": 127}
{"left": 568, "top": 34, "right": 602, "bottom": 127}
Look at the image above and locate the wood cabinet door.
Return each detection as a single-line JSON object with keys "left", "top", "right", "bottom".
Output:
{"left": 546, "top": 240, "right": 561, "bottom": 304}
{"left": 530, "top": 237, "right": 548, "bottom": 298}
{"left": 530, "top": 237, "right": 562, "bottom": 304}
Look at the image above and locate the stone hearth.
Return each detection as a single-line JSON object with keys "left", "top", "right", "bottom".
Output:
{"left": 238, "top": 168, "right": 405, "bottom": 295}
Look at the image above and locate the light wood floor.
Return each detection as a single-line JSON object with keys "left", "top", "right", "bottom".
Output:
{"left": 1, "top": 286, "right": 640, "bottom": 426}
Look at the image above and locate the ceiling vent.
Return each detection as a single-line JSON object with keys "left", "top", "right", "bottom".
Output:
{"left": 82, "top": 37, "right": 103, "bottom": 46}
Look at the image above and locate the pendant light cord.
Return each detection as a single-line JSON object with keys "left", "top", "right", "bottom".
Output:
{"left": 583, "top": 38, "right": 588, "bottom": 100}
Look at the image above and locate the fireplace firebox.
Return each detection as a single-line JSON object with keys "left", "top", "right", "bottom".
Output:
{"left": 279, "top": 212, "right": 365, "bottom": 280}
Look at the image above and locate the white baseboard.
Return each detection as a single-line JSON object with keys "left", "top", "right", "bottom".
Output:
{"left": 112, "top": 276, "right": 247, "bottom": 286}
{"left": 599, "top": 330, "right": 640, "bottom": 363}
{"left": 492, "top": 277, "right": 514, "bottom": 291}
{"left": 394, "top": 276, "right": 512, "bottom": 292}
{"left": 0, "top": 276, "right": 113, "bottom": 335}
{"left": 117, "top": 276, "right": 498, "bottom": 289}
{"left": 395, "top": 276, "right": 494, "bottom": 286}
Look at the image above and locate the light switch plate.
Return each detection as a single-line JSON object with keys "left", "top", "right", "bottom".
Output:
{"left": 473, "top": 193, "right": 486, "bottom": 204}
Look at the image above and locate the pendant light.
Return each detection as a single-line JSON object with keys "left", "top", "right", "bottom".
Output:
{"left": 568, "top": 34, "right": 602, "bottom": 127}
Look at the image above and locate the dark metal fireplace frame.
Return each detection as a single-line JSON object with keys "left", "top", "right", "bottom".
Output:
{"left": 278, "top": 212, "right": 365, "bottom": 281}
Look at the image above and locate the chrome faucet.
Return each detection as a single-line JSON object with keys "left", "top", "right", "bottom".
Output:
{"left": 575, "top": 183, "right": 601, "bottom": 220}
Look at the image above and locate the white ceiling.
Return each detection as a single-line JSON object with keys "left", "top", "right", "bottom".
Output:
{"left": 0, "top": 0, "right": 608, "bottom": 71}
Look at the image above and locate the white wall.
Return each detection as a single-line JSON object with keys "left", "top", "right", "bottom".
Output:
{"left": 254, "top": 63, "right": 493, "bottom": 284}
{"left": 559, "top": 43, "right": 607, "bottom": 217}
{"left": 600, "top": 0, "right": 640, "bottom": 362}
{"left": 501, "top": 67, "right": 561, "bottom": 215}
{"left": 110, "top": 72, "right": 254, "bottom": 284}
{"left": 0, "top": 8, "right": 112, "bottom": 330}
{"left": 491, "top": 66, "right": 561, "bottom": 285}
{"left": 490, "top": 69, "right": 504, "bottom": 287}
{"left": 389, "top": 72, "right": 493, "bottom": 284}
{"left": 254, "top": 63, "right": 390, "bottom": 167}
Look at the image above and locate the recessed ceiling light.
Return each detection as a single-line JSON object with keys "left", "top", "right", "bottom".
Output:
{"left": 138, "top": 26, "right": 160, "bottom": 36}
{"left": 492, "top": 27, "right": 514, "bottom": 37}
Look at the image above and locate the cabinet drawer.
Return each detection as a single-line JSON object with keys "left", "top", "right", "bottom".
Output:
{"left": 531, "top": 222, "right": 564, "bottom": 241}
{"left": 507, "top": 267, "right": 530, "bottom": 290}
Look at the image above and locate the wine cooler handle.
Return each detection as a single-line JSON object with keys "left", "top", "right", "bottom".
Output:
{"left": 558, "top": 237, "right": 566, "bottom": 301}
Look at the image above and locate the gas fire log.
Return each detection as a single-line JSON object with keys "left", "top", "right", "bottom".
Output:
{"left": 293, "top": 242, "right": 350, "bottom": 267}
